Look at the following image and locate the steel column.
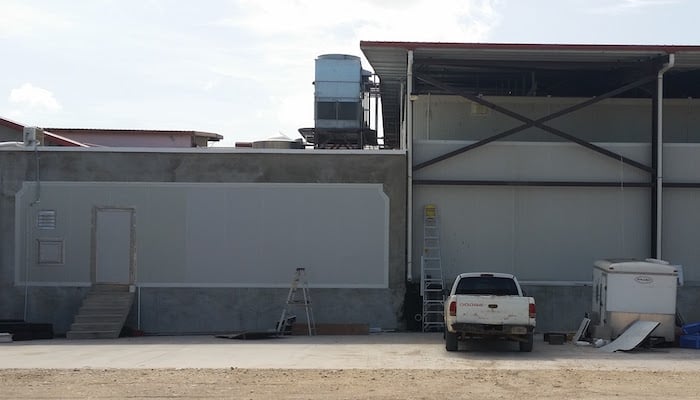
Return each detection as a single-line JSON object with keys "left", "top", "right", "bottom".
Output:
{"left": 651, "top": 79, "right": 659, "bottom": 258}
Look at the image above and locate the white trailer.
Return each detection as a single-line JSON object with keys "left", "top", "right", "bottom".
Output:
{"left": 591, "top": 259, "right": 679, "bottom": 342}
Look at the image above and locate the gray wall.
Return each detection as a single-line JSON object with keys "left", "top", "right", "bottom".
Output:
{"left": 15, "top": 182, "right": 389, "bottom": 288}
{"left": 0, "top": 149, "right": 406, "bottom": 334}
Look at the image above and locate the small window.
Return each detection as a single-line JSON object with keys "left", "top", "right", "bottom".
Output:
{"left": 455, "top": 276, "right": 518, "bottom": 296}
{"left": 37, "top": 239, "right": 64, "bottom": 265}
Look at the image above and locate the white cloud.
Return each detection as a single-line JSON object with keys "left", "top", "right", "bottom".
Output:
{"left": 218, "top": 0, "right": 502, "bottom": 43}
{"left": 0, "top": 2, "right": 71, "bottom": 38}
{"left": 587, "top": 0, "right": 682, "bottom": 14}
{"left": 9, "top": 83, "right": 62, "bottom": 112}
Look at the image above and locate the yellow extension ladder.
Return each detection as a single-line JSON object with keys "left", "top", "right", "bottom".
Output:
{"left": 421, "top": 204, "right": 445, "bottom": 332}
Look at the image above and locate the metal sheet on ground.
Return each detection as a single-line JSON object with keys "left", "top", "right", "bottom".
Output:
{"left": 573, "top": 318, "right": 591, "bottom": 342}
{"left": 599, "top": 320, "right": 660, "bottom": 353}
{"left": 215, "top": 330, "right": 281, "bottom": 340}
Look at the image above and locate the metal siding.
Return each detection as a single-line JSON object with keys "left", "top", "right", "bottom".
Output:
{"left": 412, "top": 95, "right": 700, "bottom": 144}
{"left": 413, "top": 141, "right": 650, "bottom": 182}
{"left": 414, "top": 185, "right": 649, "bottom": 283}
{"left": 664, "top": 188, "right": 700, "bottom": 282}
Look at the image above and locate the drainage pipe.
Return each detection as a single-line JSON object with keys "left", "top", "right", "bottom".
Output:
{"left": 406, "top": 50, "right": 414, "bottom": 283}
{"left": 656, "top": 54, "right": 675, "bottom": 259}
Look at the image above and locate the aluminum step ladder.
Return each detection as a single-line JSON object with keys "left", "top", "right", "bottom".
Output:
{"left": 277, "top": 267, "right": 316, "bottom": 336}
{"left": 421, "top": 204, "right": 445, "bottom": 332}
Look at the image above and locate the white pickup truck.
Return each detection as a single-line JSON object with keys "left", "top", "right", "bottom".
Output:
{"left": 444, "top": 272, "right": 536, "bottom": 352}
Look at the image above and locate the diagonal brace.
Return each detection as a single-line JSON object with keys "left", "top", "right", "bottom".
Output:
{"left": 414, "top": 74, "right": 655, "bottom": 173}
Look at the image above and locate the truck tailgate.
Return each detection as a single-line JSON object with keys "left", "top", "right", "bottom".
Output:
{"left": 455, "top": 295, "right": 532, "bottom": 325}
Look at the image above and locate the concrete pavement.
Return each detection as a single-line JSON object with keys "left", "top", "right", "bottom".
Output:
{"left": 1, "top": 332, "right": 699, "bottom": 370}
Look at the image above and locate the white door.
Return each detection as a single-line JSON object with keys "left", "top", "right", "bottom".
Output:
{"left": 94, "top": 208, "right": 134, "bottom": 284}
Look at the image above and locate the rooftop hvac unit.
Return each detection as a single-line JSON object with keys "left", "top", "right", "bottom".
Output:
{"left": 306, "top": 54, "right": 377, "bottom": 149}
{"left": 23, "top": 126, "right": 44, "bottom": 146}
{"left": 591, "top": 258, "right": 679, "bottom": 342}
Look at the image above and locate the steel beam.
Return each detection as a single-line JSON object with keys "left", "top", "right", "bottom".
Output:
{"left": 413, "top": 74, "right": 655, "bottom": 173}
{"left": 413, "top": 179, "right": 700, "bottom": 188}
{"left": 665, "top": 183, "right": 700, "bottom": 188}
{"left": 413, "top": 179, "right": 651, "bottom": 188}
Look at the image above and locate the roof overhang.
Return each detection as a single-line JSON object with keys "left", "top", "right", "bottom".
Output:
{"left": 361, "top": 41, "right": 700, "bottom": 148}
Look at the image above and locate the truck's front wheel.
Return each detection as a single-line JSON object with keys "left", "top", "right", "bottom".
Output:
{"left": 519, "top": 332, "right": 534, "bottom": 352}
{"left": 445, "top": 331, "right": 458, "bottom": 351}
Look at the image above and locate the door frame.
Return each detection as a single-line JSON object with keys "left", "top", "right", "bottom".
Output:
{"left": 91, "top": 206, "right": 136, "bottom": 284}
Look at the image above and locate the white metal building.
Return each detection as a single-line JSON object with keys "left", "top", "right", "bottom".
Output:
{"left": 362, "top": 42, "right": 700, "bottom": 329}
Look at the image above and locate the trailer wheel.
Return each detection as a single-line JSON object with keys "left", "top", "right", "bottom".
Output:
{"left": 519, "top": 332, "right": 534, "bottom": 352}
{"left": 445, "top": 331, "right": 458, "bottom": 351}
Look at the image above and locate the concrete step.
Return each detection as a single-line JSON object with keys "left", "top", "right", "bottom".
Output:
{"left": 90, "top": 291, "right": 130, "bottom": 296}
{"left": 81, "top": 300, "right": 132, "bottom": 308}
{"left": 74, "top": 315, "right": 124, "bottom": 324}
{"left": 78, "top": 306, "right": 130, "bottom": 315}
{"left": 92, "top": 284, "right": 131, "bottom": 292}
{"left": 66, "top": 330, "right": 120, "bottom": 340}
{"left": 81, "top": 297, "right": 131, "bottom": 305}
{"left": 67, "top": 285, "right": 134, "bottom": 340}
{"left": 70, "top": 322, "right": 123, "bottom": 332}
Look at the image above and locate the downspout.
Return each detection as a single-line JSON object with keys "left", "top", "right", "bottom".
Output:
{"left": 407, "top": 50, "right": 414, "bottom": 282}
{"left": 25, "top": 140, "right": 42, "bottom": 321}
{"left": 656, "top": 54, "right": 675, "bottom": 259}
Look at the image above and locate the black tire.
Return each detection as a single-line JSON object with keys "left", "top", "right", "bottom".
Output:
{"left": 519, "top": 332, "right": 534, "bottom": 352}
{"left": 445, "top": 331, "right": 458, "bottom": 351}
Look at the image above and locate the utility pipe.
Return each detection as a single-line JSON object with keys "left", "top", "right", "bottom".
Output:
{"left": 656, "top": 54, "right": 675, "bottom": 259}
{"left": 407, "top": 50, "right": 414, "bottom": 282}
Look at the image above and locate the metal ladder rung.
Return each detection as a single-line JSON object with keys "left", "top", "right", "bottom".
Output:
{"left": 421, "top": 204, "right": 445, "bottom": 333}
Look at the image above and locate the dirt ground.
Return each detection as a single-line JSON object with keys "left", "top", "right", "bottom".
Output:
{"left": 2, "top": 367, "right": 700, "bottom": 399}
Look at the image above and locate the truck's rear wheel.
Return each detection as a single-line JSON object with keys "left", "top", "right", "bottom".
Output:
{"left": 519, "top": 332, "right": 534, "bottom": 352}
{"left": 445, "top": 331, "right": 458, "bottom": 351}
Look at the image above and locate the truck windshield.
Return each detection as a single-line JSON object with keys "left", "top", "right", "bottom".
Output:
{"left": 455, "top": 277, "right": 519, "bottom": 296}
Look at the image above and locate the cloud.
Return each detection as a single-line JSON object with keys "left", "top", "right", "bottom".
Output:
{"left": 217, "top": 0, "right": 502, "bottom": 43}
{"left": 587, "top": 0, "right": 682, "bottom": 14}
{"left": 9, "top": 83, "right": 62, "bottom": 112}
{"left": 0, "top": 2, "right": 71, "bottom": 38}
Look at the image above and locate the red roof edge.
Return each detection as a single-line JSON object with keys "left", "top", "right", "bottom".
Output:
{"left": 0, "top": 117, "right": 25, "bottom": 131}
{"left": 44, "top": 131, "right": 90, "bottom": 147}
{"left": 1, "top": 117, "right": 89, "bottom": 147}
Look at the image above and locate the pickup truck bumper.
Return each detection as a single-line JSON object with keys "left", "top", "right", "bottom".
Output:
{"left": 449, "top": 323, "right": 533, "bottom": 337}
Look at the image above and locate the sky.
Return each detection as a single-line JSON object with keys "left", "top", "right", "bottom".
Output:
{"left": 1, "top": 0, "right": 699, "bottom": 146}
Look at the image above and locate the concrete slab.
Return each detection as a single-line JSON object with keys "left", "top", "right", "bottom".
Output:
{"left": 0, "top": 333, "right": 698, "bottom": 371}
